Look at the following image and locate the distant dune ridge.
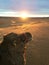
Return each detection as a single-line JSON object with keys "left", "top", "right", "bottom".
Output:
{"left": 0, "top": 17, "right": 49, "bottom": 65}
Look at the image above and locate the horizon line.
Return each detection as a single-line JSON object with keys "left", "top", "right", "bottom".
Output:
{"left": 0, "top": 12, "right": 49, "bottom": 17}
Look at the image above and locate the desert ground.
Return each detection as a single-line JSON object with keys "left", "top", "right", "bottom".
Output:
{"left": 0, "top": 17, "right": 49, "bottom": 65}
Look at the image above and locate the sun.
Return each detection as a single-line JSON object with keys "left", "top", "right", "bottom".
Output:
{"left": 21, "top": 12, "right": 28, "bottom": 19}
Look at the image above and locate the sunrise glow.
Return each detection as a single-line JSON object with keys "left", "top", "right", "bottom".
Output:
{"left": 20, "top": 12, "right": 28, "bottom": 19}
{"left": 0, "top": 11, "right": 49, "bottom": 17}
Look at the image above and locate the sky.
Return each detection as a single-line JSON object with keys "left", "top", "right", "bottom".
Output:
{"left": 0, "top": 0, "right": 49, "bottom": 16}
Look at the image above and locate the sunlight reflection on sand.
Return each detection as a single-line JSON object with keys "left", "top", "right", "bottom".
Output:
{"left": 0, "top": 22, "right": 49, "bottom": 36}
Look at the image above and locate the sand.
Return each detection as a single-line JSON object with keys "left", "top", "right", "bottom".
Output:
{"left": 0, "top": 17, "right": 49, "bottom": 65}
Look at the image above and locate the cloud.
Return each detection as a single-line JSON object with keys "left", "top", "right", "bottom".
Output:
{"left": 0, "top": 0, "right": 49, "bottom": 14}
